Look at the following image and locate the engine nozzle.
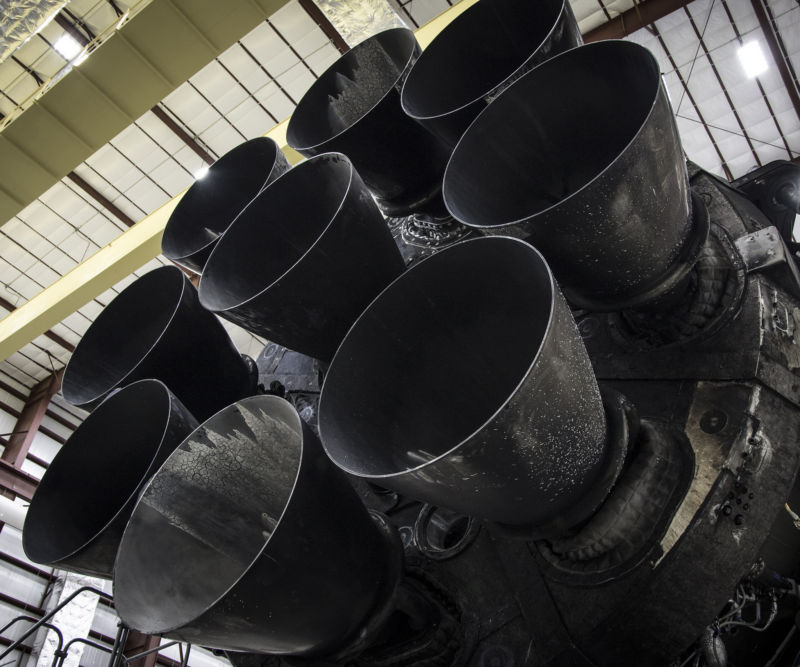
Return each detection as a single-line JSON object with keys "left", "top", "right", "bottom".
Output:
{"left": 61, "top": 265, "right": 255, "bottom": 419}
{"left": 23, "top": 380, "right": 197, "bottom": 577}
{"left": 443, "top": 41, "right": 705, "bottom": 310}
{"left": 161, "top": 137, "right": 290, "bottom": 274}
{"left": 114, "top": 396, "right": 399, "bottom": 655}
{"left": 319, "top": 235, "right": 609, "bottom": 527}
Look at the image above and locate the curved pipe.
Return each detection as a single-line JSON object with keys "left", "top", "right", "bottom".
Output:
{"left": 61, "top": 265, "right": 254, "bottom": 419}
{"left": 162, "top": 137, "right": 290, "bottom": 274}
{"left": 199, "top": 153, "right": 405, "bottom": 362}
{"left": 22, "top": 380, "right": 198, "bottom": 578}
{"left": 319, "top": 236, "right": 608, "bottom": 526}
{"left": 286, "top": 28, "right": 451, "bottom": 217}
{"left": 443, "top": 41, "right": 694, "bottom": 310}
{"left": 401, "top": 0, "right": 581, "bottom": 147}
{"left": 114, "top": 396, "right": 398, "bottom": 656}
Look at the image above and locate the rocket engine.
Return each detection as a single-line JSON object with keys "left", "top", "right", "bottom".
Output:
{"left": 19, "top": 1, "right": 800, "bottom": 666}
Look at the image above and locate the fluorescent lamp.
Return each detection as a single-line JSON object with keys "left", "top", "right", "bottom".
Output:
{"left": 194, "top": 166, "right": 210, "bottom": 180}
{"left": 738, "top": 41, "right": 768, "bottom": 78}
{"left": 53, "top": 34, "right": 82, "bottom": 61}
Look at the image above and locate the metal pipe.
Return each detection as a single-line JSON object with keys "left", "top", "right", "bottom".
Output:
{"left": 199, "top": 153, "right": 405, "bottom": 362}
{"left": 401, "top": 0, "right": 581, "bottom": 147}
{"left": 443, "top": 41, "right": 700, "bottom": 310}
{"left": 319, "top": 236, "right": 608, "bottom": 527}
{"left": 0, "top": 493, "right": 27, "bottom": 529}
{"left": 107, "top": 624, "right": 129, "bottom": 667}
{"left": 161, "top": 137, "right": 290, "bottom": 274}
{"left": 0, "top": 616, "right": 63, "bottom": 661}
{"left": 114, "top": 396, "right": 400, "bottom": 655}
{"left": 0, "top": 586, "right": 111, "bottom": 660}
{"left": 56, "top": 638, "right": 113, "bottom": 667}
{"left": 23, "top": 380, "right": 198, "bottom": 577}
{"left": 286, "top": 28, "right": 451, "bottom": 217}
{"left": 61, "top": 265, "right": 255, "bottom": 419}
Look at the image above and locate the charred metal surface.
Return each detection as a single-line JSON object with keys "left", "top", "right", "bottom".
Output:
{"left": 61, "top": 265, "right": 255, "bottom": 420}
{"left": 319, "top": 237, "right": 608, "bottom": 527}
{"left": 114, "top": 396, "right": 399, "bottom": 656}
{"left": 386, "top": 212, "right": 474, "bottom": 266}
{"left": 256, "top": 342, "right": 321, "bottom": 433}
{"left": 286, "top": 28, "right": 451, "bottom": 217}
{"left": 734, "top": 225, "right": 800, "bottom": 298}
{"left": 199, "top": 153, "right": 405, "bottom": 363}
{"left": 22, "top": 380, "right": 198, "bottom": 578}
{"left": 732, "top": 160, "right": 800, "bottom": 248}
{"left": 443, "top": 41, "right": 696, "bottom": 311}
{"left": 39, "top": 8, "right": 800, "bottom": 662}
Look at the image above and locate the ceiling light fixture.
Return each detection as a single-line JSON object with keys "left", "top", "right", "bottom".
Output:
{"left": 53, "top": 34, "right": 82, "bottom": 61}
{"left": 737, "top": 41, "right": 768, "bottom": 78}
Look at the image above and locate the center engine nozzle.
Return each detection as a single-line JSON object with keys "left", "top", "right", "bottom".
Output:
{"left": 319, "top": 235, "right": 616, "bottom": 528}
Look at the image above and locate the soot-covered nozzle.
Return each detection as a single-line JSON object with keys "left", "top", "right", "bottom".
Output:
{"left": 114, "top": 396, "right": 399, "bottom": 656}
{"left": 444, "top": 41, "right": 708, "bottom": 310}
{"left": 23, "top": 380, "right": 197, "bottom": 578}
{"left": 319, "top": 236, "right": 611, "bottom": 527}
{"left": 61, "top": 265, "right": 255, "bottom": 419}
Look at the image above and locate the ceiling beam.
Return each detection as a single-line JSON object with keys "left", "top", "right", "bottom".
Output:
{"left": 297, "top": 0, "right": 349, "bottom": 54}
{"left": 0, "top": 296, "right": 75, "bottom": 352}
{"left": 66, "top": 171, "right": 137, "bottom": 228}
{"left": 749, "top": 0, "right": 800, "bottom": 131}
{"left": 0, "top": 0, "right": 292, "bottom": 228}
{"left": 1, "top": 370, "right": 63, "bottom": 468}
{"left": 0, "top": 0, "right": 478, "bottom": 364}
{"left": 0, "top": 459, "right": 38, "bottom": 501}
{"left": 150, "top": 104, "right": 216, "bottom": 165}
{"left": 583, "top": 0, "right": 695, "bottom": 42}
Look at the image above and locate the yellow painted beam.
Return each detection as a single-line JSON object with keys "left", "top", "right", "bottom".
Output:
{"left": 0, "top": 0, "right": 471, "bottom": 362}
{"left": 415, "top": 0, "right": 477, "bottom": 47}
{"left": 0, "top": 196, "right": 174, "bottom": 362}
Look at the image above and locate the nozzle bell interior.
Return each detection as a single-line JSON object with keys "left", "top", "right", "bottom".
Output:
{"left": 443, "top": 41, "right": 696, "bottom": 310}
{"left": 319, "top": 236, "right": 608, "bottom": 526}
{"left": 161, "top": 137, "right": 290, "bottom": 274}
{"left": 23, "top": 380, "right": 197, "bottom": 578}
{"left": 114, "top": 396, "right": 399, "bottom": 655}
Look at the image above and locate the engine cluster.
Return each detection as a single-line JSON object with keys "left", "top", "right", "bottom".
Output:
{"left": 19, "top": 1, "right": 800, "bottom": 666}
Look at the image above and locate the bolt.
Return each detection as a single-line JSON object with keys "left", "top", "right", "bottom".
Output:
{"left": 743, "top": 503, "right": 749, "bottom": 511}
{"left": 723, "top": 505, "right": 733, "bottom": 516}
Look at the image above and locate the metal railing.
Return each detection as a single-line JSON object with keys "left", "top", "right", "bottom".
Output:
{"left": 0, "top": 586, "right": 191, "bottom": 667}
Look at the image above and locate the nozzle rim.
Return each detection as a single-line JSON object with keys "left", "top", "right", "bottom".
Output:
{"left": 286, "top": 27, "right": 418, "bottom": 154}
{"left": 318, "top": 235, "right": 556, "bottom": 481}
{"left": 400, "top": 0, "right": 568, "bottom": 124}
{"left": 61, "top": 266, "right": 188, "bottom": 409}
{"left": 197, "top": 152, "right": 355, "bottom": 315}
{"left": 23, "top": 379, "right": 179, "bottom": 570}
{"left": 442, "top": 40, "right": 663, "bottom": 230}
